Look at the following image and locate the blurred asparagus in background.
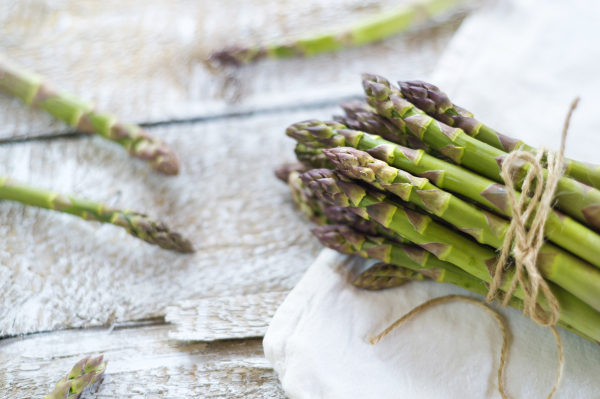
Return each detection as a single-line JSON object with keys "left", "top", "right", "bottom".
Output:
{"left": 210, "top": 0, "right": 471, "bottom": 66}
{"left": 0, "top": 176, "right": 194, "bottom": 253}
{"left": 0, "top": 55, "right": 180, "bottom": 175}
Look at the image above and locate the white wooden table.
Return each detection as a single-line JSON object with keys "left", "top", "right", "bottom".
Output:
{"left": 0, "top": 1, "right": 471, "bottom": 396}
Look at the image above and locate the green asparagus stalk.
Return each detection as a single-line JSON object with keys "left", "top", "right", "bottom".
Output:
{"left": 0, "top": 176, "right": 194, "bottom": 252}
{"left": 353, "top": 262, "right": 425, "bottom": 290}
{"left": 0, "top": 56, "right": 179, "bottom": 175}
{"left": 285, "top": 119, "right": 600, "bottom": 269}
{"left": 45, "top": 355, "right": 107, "bottom": 399}
{"left": 209, "top": 0, "right": 468, "bottom": 66}
{"left": 302, "top": 169, "right": 600, "bottom": 339}
{"left": 324, "top": 146, "right": 600, "bottom": 308}
{"left": 363, "top": 74, "right": 600, "bottom": 231}
{"left": 398, "top": 80, "right": 600, "bottom": 190}
{"left": 352, "top": 261, "right": 595, "bottom": 342}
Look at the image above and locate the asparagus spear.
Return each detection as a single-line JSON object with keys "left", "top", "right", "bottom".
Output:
{"left": 278, "top": 165, "right": 410, "bottom": 243}
{"left": 355, "top": 261, "right": 595, "bottom": 342}
{"left": 0, "top": 176, "right": 194, "bottom": 253}
{"left": 323, "top": 205, "right": 410, "bottom": 244}
{"left": 336, "top": 100, "right": 432, "bottom": 152}
{"left": 0, "top": 56, "right": 179, "bottom": 175}
{"left": 363, "top": 74, "right": 600, "bottom": 231}
{"left": 302, "top": 169, "right": 600, "bottom": 328}
{"left": 312, "top": 223, "right": 600, "bottom": 343}
{"left": 399, "top": 80, "right": 600, "bottom": 189}
{"left": 352, "top": 262, "right": 425, "bottom": 290}
{"left": 285, "top": 119, "right": 600, "bottom": 269}
{"left": 209, "top": 0, "right": 468, "bottom": 66}
{"left": 295, "top": 143, "right": 335, "bottom": 169}
{"left": 324, "top": 146, "right": 600, "bottom": 303}
{"left": 286, "top": 170, "right": 328, "bottom": 225}
{"left": 45, "top": 355, "right": 107, "bottom": 399}
{"left": 275, "top": 162, "right": 309, "bottom": 183}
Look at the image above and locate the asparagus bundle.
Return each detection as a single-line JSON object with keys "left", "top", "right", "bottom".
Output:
{"left": 0, "top": 56, "right": 179, "bottom": 175}
{"left": 45, "top": 355, "right": 107, "bottom": 399}
{"left": 0, "top": 176, "right": 194, "bottom": 253}
{"left": 397, "top": 80, "right": 600, "bottom": 189}
{"left": 362, "top": 74, "right": 600, "bottom": 231}
{"left": 286, "top": 119, "right": 600, "bottom": 269}
{"left": 209, "top": 0, "right": 468, "bottom": 66}
{"left": 278, "top": 73, "right": 600, "bottom": 345}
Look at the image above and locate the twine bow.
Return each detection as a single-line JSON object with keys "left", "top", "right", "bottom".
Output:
{"left": 371, "top": 99, "right": 580, "bottom": 399}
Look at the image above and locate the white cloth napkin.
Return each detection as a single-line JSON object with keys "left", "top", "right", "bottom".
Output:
{"left": 264, "top": 250, "right": 600, "bottom": 398}
{"left": 264, "top": 0, "right": 600, "bottom": 397}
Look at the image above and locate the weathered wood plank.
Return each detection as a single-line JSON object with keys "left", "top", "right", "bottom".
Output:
{"left": 0, "top": 106, "right": 340, "bottom": 336}
{"left": 0, "top": 0, "right": 469, "bottom": 140}
{"left": 0, "top": 322, "right": 285, "bottom": 398}
{"left": 166, "top": 291, "right": 289, "bottom": 342}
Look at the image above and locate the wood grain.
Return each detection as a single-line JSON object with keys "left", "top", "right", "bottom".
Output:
{"left": 167, "top": 291, "right": 289, "bottom": 342}
{"left": 0, "top": 0, "right": 470, "bottom": 140}
{"left": 0, "top": 107, "right": 340, "bottom": 336}
{"left": 0, "top": 322, "right": 285, "bottom": 398}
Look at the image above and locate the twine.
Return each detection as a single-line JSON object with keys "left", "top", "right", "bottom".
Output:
{"left": 371, "top": 99, "right": 580, "bottom": 398}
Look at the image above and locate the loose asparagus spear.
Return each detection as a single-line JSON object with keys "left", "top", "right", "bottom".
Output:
{"left": 354, "top": 261, "right": 595, "bottom": 342}
{"left": 324, "top": 146, "right": 600, "bottom": 304}
{"left": 45, "top": 355, "right": 107, "bottom": 399}
{"left": 302, "top": 169, "right": 600, "bottom": 328}
{"left": 0, "top": 176, "right": 194, "bottom": 253}
{"left": 363, "top": 74, "right": 600, "bottom": 231}
{"left": 312, "top": 223, "right": 600, "bottom": 342}
{"left": 209, "top": 0, "right": 468, "bottom": 66}
{"left": 399, "top": 80, "right": 600, "bottom": 189}
{"left": 285, "top": 119, "right": 600, "bottom": 269}
{"left": 0, "top": 56, "right": 179, "bottom": 175}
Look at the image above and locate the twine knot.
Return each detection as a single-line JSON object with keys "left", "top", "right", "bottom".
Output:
{"left": 486, "top": 98, "right": 579, "bottom": 328}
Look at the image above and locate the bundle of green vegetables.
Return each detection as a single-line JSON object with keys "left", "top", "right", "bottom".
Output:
{"left": 276, "top": 74, "right": 600, "bottom": 344}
